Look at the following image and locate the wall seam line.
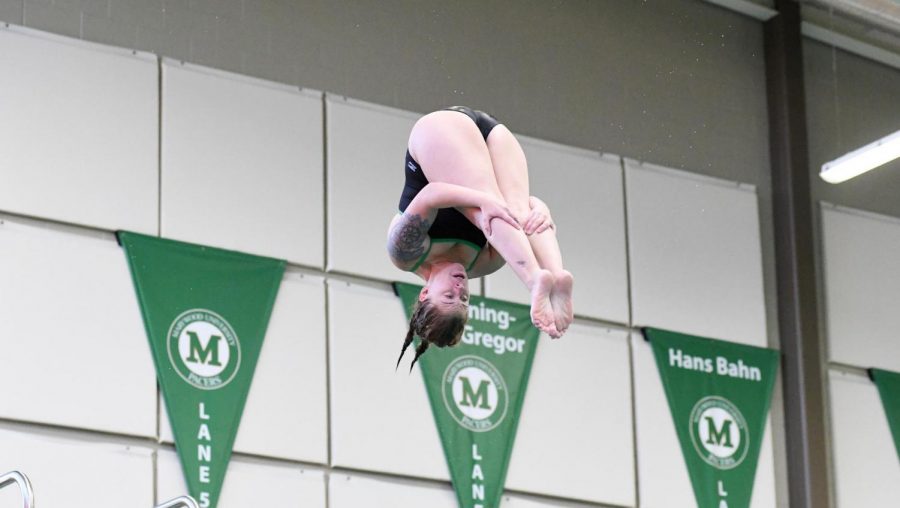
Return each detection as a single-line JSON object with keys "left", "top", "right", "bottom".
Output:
{"left": 322, "top": 95, "right": 333, "bottom": 508}
{"left": 155, "top": 55, "right": 163, "bottom": 505}
{"left": 157, "top": 55, "right": 163, "bottom": 237}
{"left": 620, "top": 155, "right": 640, "bottom": 508}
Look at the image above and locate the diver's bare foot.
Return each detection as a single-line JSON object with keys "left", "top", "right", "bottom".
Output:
{"left": 530, "top": 269, "right": 559, "bottom": 338}
{"left": 550, "top": 270, "right": 574, "bottom": 335}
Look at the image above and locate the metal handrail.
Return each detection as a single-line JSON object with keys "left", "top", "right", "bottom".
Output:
{"left": 0, "top": 471, "right": 35, "bottom": 508}
{"left": 155, "top": 495, "right": 199, "bottom": 508}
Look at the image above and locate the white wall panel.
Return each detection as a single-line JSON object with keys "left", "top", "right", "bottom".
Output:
{"left": 0, "top": 216, "right": 156, "bottom": 436}
{"left": 329, "top": 473, "right": 456, "bottom": 508}
{"left": 328, "top": 280, "right": 447, "bottom": 479}
{"left": 235, "top": 272, "right": 327, "bottom": 462}
{"left": 0, "top": 26, "right": 158, "bottom": 234}
{"left": 161, "top": 60, "right": 324, "bottom": 266}
{"left": 633, "top": 335, "right": 776, "bottom": 507}
{"left": 506, "top": 325, "right": 634, "bottom": 506}
{"left": 326, "top": 96, "right": 420, "bottom": 283}
{"left": 822, "top": 205, "right": 900, "bottom": 370}
{"left": 484, "top": 145, "right": 628, "bottom": 323}
{"left": 157, "top": 450, "right": 326, "bottom": 508}
{"left": 830, "top": 370, "right": 900, "bottom": 507}
{"left": 0, "top": 428, "right": 153, "bottom": 508}
{"left": 501, "top": 493, "right": 597, "bottom": 507}
{"left": 161, "top": 272, "right": 328, "bottom": 464}
{"left": 626, "top": 160, "right": 767, "bottom": 346}
{"left": 329, "top": 472, "right": 599, "bottom": 508}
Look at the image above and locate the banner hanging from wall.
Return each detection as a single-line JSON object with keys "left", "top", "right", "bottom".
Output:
{"left": 869, "top": 368, "right": 900, "bottom": 462}
{"left": 395, "top": 282, "right": 539, "bottom": 508}
{"left": 645, "top": 327, "right": 778, "bottom": 508}
{"left": 119, "top": 232, "right": 285, "bottom": 508}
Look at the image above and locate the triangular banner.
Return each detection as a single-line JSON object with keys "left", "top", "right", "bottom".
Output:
{"left": 870, "top": 368, "right": 900, "bottom": 462}
{"left": 395, "top": 282, "right": 539, "bottom": 508}
{"left": 119, "top": 232, "right": 285, "bottom": 508}
{"left": 645, "top": 327, "right": 778, "bottom": 508}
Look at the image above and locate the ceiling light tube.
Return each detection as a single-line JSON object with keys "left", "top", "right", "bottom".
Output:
{"left": 821, "top": 129, "right": 900, "bottom": 184}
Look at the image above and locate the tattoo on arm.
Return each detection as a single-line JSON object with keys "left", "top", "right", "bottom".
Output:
{"left": 388, "top": 214, "right": 431, "bottom": 263}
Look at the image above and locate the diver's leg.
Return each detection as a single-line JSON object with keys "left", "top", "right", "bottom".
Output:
{"left": 485, "top": 125, "right": 574, "bottom": 334}
{"left": 408, "top": 112, "right": 559, "bottom": 337}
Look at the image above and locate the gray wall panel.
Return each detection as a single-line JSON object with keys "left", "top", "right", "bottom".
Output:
{"left": 0, "top": 216, "right": 157, "bottom": 437}
{"left": 161, "top": 60, "right": 324, "bottom": 267}
{"left": 822, "top": 206, "right": 900, "bottom": 370}
{"left": 329, "top": 473, "right": 456, "bottom": 508}
{"left": 505, "top": 326, "right": 634, "bottom": 505}
{"left": 627, "top": 161, "right": 768, "bottom": 346}
{"left": 0, "top": 25, "right": 158, "bottom": 234}
{"left": 327, "top": 280, "right": 447, "bottom": 480}
{"left": 325, "top": 96, "right": 420, "bottom": 283}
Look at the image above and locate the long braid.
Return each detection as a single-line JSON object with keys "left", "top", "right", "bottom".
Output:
{"left": 397, "top": 300, "right": 429, "bottom": 370}
{"left": 396, "top": 321, "right": 416, "bottom": 370}
{"left": 410, "top": 340, "right": 429, "bottom": 372}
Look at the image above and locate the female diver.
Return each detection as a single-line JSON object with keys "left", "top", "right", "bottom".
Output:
{"left": 387, "top": 106, "right": 574, "bottom": 367}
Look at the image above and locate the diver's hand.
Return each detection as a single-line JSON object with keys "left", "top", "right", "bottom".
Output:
{"left": 523, "top": 196, "right": 554, "bottom": 235}
{"left": 479, "top": 197, "right": 520, "bottom": 236}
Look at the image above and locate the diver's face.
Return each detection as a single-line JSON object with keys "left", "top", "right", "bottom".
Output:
{"left": 420, "top": 263, "right": 470, "bottom": 312}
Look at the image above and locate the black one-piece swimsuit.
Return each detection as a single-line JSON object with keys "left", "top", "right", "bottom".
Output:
{"left": 397, "top": 106, "right": 501, "bottom": 272}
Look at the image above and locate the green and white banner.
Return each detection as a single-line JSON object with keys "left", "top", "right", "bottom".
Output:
{"left": 119, "top": 232, "right": 285, "bottom": 508}
{"left": 645, "top": 327, "right": 778, "bottom": 508}
{"left": 870, "top": 368, "right": 900, "bottom": 462}
{"left": 395, "top": 283, "right": 539, "bottom": 508}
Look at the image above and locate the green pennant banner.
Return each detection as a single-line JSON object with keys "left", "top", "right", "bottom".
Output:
{"left": 119, "top": 232, "right": 285, "bottom": 508}
{"left": 870, "top": 368, "right": 900, "bottom": 462}
{"left": 645, "top": 327, "right": 779, "bottom": 508}
{"left": 395, "top": 282, "right": 539, "bottom": 508}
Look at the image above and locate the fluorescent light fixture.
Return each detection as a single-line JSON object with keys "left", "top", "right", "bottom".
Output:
{"left": 821, "top": 129, "right": 900, "bottom": 184}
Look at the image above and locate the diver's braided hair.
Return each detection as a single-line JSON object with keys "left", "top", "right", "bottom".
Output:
{"left": 396, "top": 325, "right": 423, "bottom": 371}
{"left": 397, "top": 298, "right": 466, "bottom": 371}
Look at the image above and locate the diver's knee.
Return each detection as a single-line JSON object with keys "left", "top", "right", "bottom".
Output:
{"left": 507, "top": 204, "right": 530, "bottom": 223}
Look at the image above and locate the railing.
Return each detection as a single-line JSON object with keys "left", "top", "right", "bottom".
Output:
{"left": 155, "top": 495, "right": 199, "bottom": 508}
{"left": 0, "top": 469, "right": 196, "bottom": 508}
{"left": 0, "top": 471, "right": 35, "bottom": 508}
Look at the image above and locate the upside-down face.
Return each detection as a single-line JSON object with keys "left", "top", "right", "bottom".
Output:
{"left": 420, "top": 262, "right": 470, "bottom": 325}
